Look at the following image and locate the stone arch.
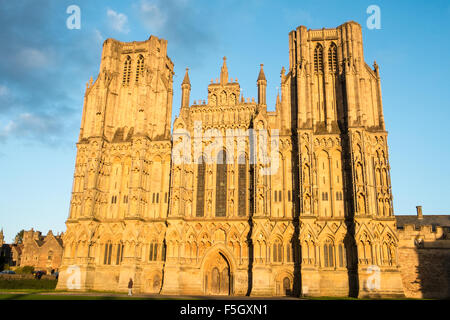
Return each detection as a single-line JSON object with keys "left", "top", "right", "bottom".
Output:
{"left": 200, "top": 245, "right": 235, "bottom": 295}
{"left": 274, "top": 270, "right": 294, "bottom": 296}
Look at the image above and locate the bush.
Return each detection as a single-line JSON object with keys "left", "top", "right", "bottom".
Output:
{"left": 0, "top": 279, "right": 57, "bottom": 290}
{"left": 15, "top": 266, "right": 34, "bottom": 274}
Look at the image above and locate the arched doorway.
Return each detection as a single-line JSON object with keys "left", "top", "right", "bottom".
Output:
{"left": 283, "top": 277, "right": 291, "bottom": 296}
{"left": 204, "top": 251, "right": 231, "bottom": 295}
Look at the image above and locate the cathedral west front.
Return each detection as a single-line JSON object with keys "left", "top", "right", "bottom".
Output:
{"left": 56, "top": 21, "right": 405, "bottom": 298}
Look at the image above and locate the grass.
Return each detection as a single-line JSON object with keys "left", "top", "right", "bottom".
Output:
{"left": 0, "top": 279, "right": 57, "bottom": 290}
{"left": 0, "top": 293, "right": 148, "bottom": 300}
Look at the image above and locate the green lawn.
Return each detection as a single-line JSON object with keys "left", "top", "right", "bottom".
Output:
{"left": 0, "top": 293, "right": 147, "bottom": 300}
{"left": 0, "top": 279, "right": 57, "bottom": 290}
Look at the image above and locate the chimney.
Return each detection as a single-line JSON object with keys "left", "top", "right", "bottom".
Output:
{"left": 416, "top": 206, "right": 423, "bottom": 220}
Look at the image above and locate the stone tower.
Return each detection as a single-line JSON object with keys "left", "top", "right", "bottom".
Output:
{"left": 57, "top": 36, "right": 174, "bottom": 292}
{"left": 285, "top": 21, "right": 402, "bottom": 296}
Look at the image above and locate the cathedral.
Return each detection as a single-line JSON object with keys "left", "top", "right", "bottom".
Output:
{"left": 56, "top": 21, "right": 405, "bottom": 297}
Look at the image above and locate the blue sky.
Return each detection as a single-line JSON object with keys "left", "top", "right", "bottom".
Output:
{"left": 0, "top": 0, "right": 449, "bottom": 242}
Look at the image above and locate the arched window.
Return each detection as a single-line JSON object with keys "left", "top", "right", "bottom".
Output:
{"left": 324, "top": 241, "right": 334, "bottom": 267}
{"left": 196, "top": 156, "right": 206, "bottom": 217}
{"left": 149, "top": 242, "right": 158, "bottom": 261}
{"left": 215, "top": 150, "right": 227, "bottom": 217}
{"left": 136, "top": 55, "right": 144, "bottom": 82}
{"left": 328, "top": 43, "right": 337, "bottom": 72}
{"left": 314, "top": 44, "right": 324, "bottom": 72}
{"left": 273, "top": 242, "right": 283, "bottom": 263}
{"left": 116, "top": 242, "right": 123, "bottom": 265}
{"left": 122, "top": 56, "right": 132, "bottom": 86}
{"left": 238, "top": 154, "right": 246, "bottom": 216}
{"left": 104, "top": 241, "right": 112, "bottom": 265}
{"left": 286, "top": 244, "right": 291, "bottom": 262}
{"left": 338, "top": 244, "right": 346, "bottom": 267}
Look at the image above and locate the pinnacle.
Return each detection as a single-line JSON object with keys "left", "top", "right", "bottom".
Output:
{"left": 182, "top": 67, "right": 190, "bottom": 85}
{"left": 257, "top": 64, "right": 266, "bottom": 81}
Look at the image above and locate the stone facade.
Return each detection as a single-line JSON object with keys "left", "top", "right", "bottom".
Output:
{"left": 56, "top": 21, "right": 406, "bottom": 297}
{"left": 18, "top": 229, "right": 64, "bottom": 272}
{"left": 396, "top": 207, "right": 450, "bottom": 299}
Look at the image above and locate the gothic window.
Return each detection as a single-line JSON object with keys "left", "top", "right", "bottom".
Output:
{"left": 215, "top": 151, "right": 227, "bottom": 217}
{"left": 338, "top": 244, "right": 345, "bottom": 267}
{"left": 278, "top": 190, "right": 282, "bottom": 202}
{"left": 274, "top": 191, "right": 278, "bottom": 202}
{"left": 238, "top": 154, "right": 246, "bottom": 217}
{"left": 156, "top": 193, "right": 159, "bottom": 203}
{"left": 324, "top": 241, "right": 334, "bottom": 267}
{"left": 328, "top": 43, "right": 337, "bottom": 72}
{"left": 314, "top": 44, "right": 324, "bottom": 72}
{"left": 116, "top": 242, "right": 123, "bottom": 265}
{"left": 322, "top": 192, "right": 328, "bottom": 201}
{"left": 136, "top": 55, "right": 144, "bottom": 82}
{"left": 164, "top": 192, "right": 168, "bottom": 203}
{"left": 149, "top": 242, "right": 158, "bottom": 261}
{"left": 196, "top": 156, "right": 206, "bottom": 217}
{"left": 273, "top": 242, "right": 283, "bottom": 262}
{"left": 286, "top": 244, "right": 291, "bottom": 262}
{"left": 122, "top": 56, "right": 132, "bottom": 86}
{"left": 288, "top": 190, "right": 291, "bottom": 202}
{"left": 104, "top": 242, "right": 112, "bottom": 265}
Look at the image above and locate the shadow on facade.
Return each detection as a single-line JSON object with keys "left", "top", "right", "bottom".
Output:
{"left": 416, "top": 241, "right": 450, "bottom": 299}
{"left": 341, "top": 130, "right": 359, "bottom": 298}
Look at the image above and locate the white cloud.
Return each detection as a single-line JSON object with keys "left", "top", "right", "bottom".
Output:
{"left": 107, "top": 9, "right": 130, "bottom": 33}
{"left": 0, "top": 85, "right": 8, "bottom": 97}
{"left": 94, "top": 29, "right": 104, "bottom": 44}
{"left": 0, "top": 112, "right": 63, "bottom": 143}
{"left": 17, "top": 48, "right": 50, "bottom": 68}
{"left": 138, "top": 0, "right": 167, "bottom": 31}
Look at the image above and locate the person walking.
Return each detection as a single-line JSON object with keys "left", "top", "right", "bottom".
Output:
{"left": 128, "top": 278, "right": 133, "bottom": 296}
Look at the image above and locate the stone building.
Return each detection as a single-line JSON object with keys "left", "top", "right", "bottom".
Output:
{"left": 396, "top": 206, "right": 450, "bottom": 299}
{"left": 56, "top": 21, "right": 406, "bottom": 297}
{"left": 18, "top": 229, "right": 64, "bottom": 272}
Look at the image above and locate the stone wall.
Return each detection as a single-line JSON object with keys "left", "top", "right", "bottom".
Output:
{"left": 397, "top": 224, "right": 450, "bottom": 299}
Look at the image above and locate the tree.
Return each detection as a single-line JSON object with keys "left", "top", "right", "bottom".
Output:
{"left": 14, "top": 230, "right": 24, "bottom": 244}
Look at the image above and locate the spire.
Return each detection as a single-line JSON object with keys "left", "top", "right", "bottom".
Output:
{"left": 220, "top": 56, "right": 228, "bottom": 84}
{"left": 182, "top": 68, "right": 190, "bottom": 86}
{"left": 257, "top": 64, "right": 266, "bottom": 81}
{"left": 181, "top": 67, "right": 191, "bottom": 109}
{"left": 257, "top": 64, "right": 267, "bottom": 105}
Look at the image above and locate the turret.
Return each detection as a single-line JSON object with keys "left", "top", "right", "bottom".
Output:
{"left": 257, "top": 64, "right": 267, "bottom": 105}
{"left": 181, "top": 68, "right": 191, "bottom": 108}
